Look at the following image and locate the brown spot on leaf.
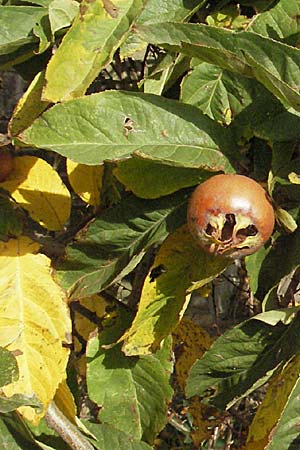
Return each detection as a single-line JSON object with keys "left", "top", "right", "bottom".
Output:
{"left": 102, "top": 0, "right": 119, "bottom": 18}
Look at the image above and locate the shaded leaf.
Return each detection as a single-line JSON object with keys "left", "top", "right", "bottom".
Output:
{"left": 0, "top": 194, "right": 23, "bottom": 238}
{"left": 121, "top": 225, "right": 229, "bottom": 356}
{"left": 186, "top": 312, "right": 300, "bottom": 410}
{"left": 43, "top": 0, "right": 147, "bottom": 102}
{"left": 0, "top": 393, "right": 42, "bottom": 414}
{"left": 0, "top": 237, "right": 71, "bottom": 423}
{"left": 245, "top": 356, "right": 300, "bottom": 450}
{"left": 115, "top": 156, "right": 214, "bottom": 199}
{"left": 0, "top": 413, "right": 41, "bottom": 450}
{"left": 0, "top": 156, "right": 71, "bottom": 231}
{"left": 56, "top": 190, "right": 189, "bottom": 299}
{"left": 66, "top": 160, "right": 103, "bottom": 207}
{"left": 19, "top": 91, "right": 238, "bottom": 169}
{"left": 87, "top": 312, "right": 173, "bottom": 443}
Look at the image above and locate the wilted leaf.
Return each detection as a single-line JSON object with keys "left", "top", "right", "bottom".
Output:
{"left": 186, "top": 313, "right": 300, "bottom": 410}
{"left": 121, "top": 225, "right": 229, "bottom": 356}
{"left": 0, "top": 156, "right": 71, "bottom": 231}
{"left": 43, "top": 0, "right": 147, "bottom": 102}
{"left": 245, "top": 356, "right": 300, "bottom": 450}
{"left": 66, "top": 159, "right": 103, "bottom": 206}
{"left": 19, "top": 90, "right": 238, "bottom": 169}
{"left": 87, "top": 310, "right": 173, "bottom": 442}
{"left": 56, "top": 190, "right": 188, "bottom": 298}
{"left": 9, "top": 71, "right": 50, "bottom": 137}
{"left": 0, "top": 237, "right": 71, "bottom": 423}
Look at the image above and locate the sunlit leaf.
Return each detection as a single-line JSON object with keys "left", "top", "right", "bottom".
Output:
{"left": 121, "top": 225, "right": 229, "bottom": 356}
{"left": 9, "top": 71, "right": 50, "bottom": 137}
{"left": 48, "top": 0, "right": 79, "bottom": 35}
{"left": 43, "top": 0, "right": 147, "bottom": 102}
{"left": 66, "top": 159, "right": 103, "bottom": 206}
{"left": 0, "top": 236, "right": 72, "bottom": 423}
{"left": 0, "top": 156, "right": 71, "bottom": 231}
{"left": 19, "top": 90, "right": 238, "bottom": 169}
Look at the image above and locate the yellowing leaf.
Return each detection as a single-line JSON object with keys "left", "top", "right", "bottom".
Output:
{"left": 245, "top": 356, "right": 300, "bottom": 450}
{"left": 54, "top": 381, "right": 77, "bottom": 425}
{"left": 172, "top": 318, "right": 218, "bottom": 446}
{"left": 0, "top": 156, "right": 71, "bottom": 230}
{"left": 0, "top": 237, "right": 72, "bottom": 423}
{"left": 121, "top": 225, "right": 229, "bottom": 356}
{"left": 9, "top": 71, "right": 50, "bottom": 137}
{"left": 66, "top": 159, "right": 103, "bottom": 206}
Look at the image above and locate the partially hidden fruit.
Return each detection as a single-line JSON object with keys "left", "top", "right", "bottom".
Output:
{"left": 187, "top": 174, "right": 275, "bottom": 258}
{"left": 0, "top": 150, "right": 14, "bottom": 182}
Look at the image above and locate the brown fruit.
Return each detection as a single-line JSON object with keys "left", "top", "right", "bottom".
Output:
{"left": 187, "top": 174, "right": 275, "bottom": 258}
{"left": 0, "top": 151, "right": 14, "bottom": 182}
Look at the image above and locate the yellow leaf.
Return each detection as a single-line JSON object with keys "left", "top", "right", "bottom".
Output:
{"left": 0, "top": 236, "right": 72, "bottom": 423}
{"left": 173, "top": 318, "right": 219, "bottom": 446}
{"left": 66, "top": 160, "right": 103, "bottom": 207}
{"left": 245, "top": 356, "right": 300, "bottom": 450}
{"left": 0, "top": 156, "right": 71, "bottom": 230}
{"left": 54, "top": 381, "right": 77, "bottom": 425}
{"left": 121, "top": 225, "right": 229, "bottom": 356}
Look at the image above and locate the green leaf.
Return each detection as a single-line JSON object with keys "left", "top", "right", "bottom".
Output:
{"left": 245, "top": 245, "right": 270, "bottom": 295}
{"left": 121, "top": 225, "right": 229, "bottom": 356}
{"left": 48, "top": 0, "right": 78, "bottom": 35}
{"left": 266, "top": 366, "right": 300, "bottom": 450}
{"left": 0, "top": 347, "right": 18, "bottom": 387}
{"left": 19, "top": 90, "right": 238, "bottom": 169}
{"left": 0, "top": 393, "right": 42, "bottom": 414}
{"left": 186, "top": 313, "right": 300, "bottom": 410}
{"left": 0, "top": 194, "right": 23, "bottom": 238}
{"left": 249, "top": 0, "right": 300, "bottom": 45}
{"left": 115, "top": 156, "right": 220, "bottom": 199}
{"left": 181, "top": 61, "right": 261, "bottom": 125}
{"left": 0, "top": 413, "right": 41, "bottom": 450}
{"left": 82, "top": 421, "right": 153, "bottom": 450}
{"left": 138, "top": 22, "right": 300, "bottom": 111}
{"left": 0, "top": 6, "right": 47, "bottom": 68}
{"left": 43, "top": 0, "right": 147, "bottom": 102}
{"left": 56, "top": 190, "right": 188, "bottom": 299}
{"left": 87, "top": 310, "right": 173, "bottom": 443}
{"left": 120, "top": 0, "right": 204, "bottom": 58}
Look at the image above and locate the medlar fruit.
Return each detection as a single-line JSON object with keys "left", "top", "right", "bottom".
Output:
{"left": 187, "top": 174, "right": 275, "bottom": 258}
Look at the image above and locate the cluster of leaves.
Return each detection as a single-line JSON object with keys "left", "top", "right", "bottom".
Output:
{"left": 2, "top": 0, "right": 300, "bottom": 448}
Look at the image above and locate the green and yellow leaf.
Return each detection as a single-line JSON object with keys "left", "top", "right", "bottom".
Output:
{"left": 0, "top": 236, "right": 72, "bottom": 423}
{"left": 120, "top": 225, "right": 229, "bottom": 356}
